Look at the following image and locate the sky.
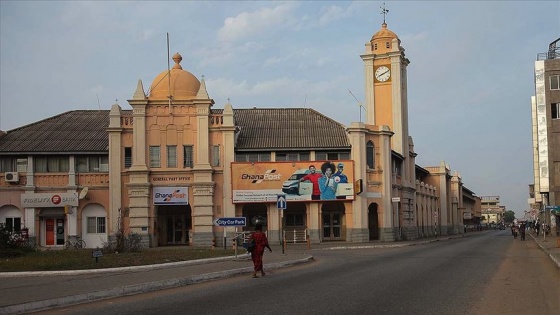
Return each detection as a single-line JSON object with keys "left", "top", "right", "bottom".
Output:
{"left": 1, "top": 1, "right": 559, "bottom": 218}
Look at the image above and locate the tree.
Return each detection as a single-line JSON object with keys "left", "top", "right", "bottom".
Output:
{"left": 503, "top": 210, "right": 516, "bottom": 223}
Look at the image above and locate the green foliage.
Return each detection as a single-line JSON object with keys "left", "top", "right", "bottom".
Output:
{"left": 102, "top": 208, "right": 143, "bottom": 253}
{"left": 0, "top": 223, "right": 36, "bottom": 258}
{"left": 503, "top": 210, "right": 516, "bottom": 223}
{"left": 103, "top": 231, "right": 143, "bottom": 253}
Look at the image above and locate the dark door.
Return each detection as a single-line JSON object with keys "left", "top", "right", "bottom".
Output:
{"left": 368, "top": 203, "right": 379, "bottom": 240}
{"left": 322, "top": 212, "right": 342, "bottom": 240}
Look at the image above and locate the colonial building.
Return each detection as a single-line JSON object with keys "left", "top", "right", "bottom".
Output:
{"left": 0, "top": 21, "right": 480, "bottom": 248}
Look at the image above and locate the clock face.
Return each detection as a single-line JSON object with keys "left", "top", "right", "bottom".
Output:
{"left": 375, "top": 66, "right": 391, "bottom": 82}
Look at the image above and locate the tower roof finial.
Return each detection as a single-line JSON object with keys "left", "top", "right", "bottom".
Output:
{"left": 380, "top": 2, "right": 389, "bottom": 25}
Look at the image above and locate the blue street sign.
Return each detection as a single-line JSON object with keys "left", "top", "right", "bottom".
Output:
{"left": 213, "top": 217, "right": 247, "bottom": 227}
{"left": 277, "top": 194, "right": 287, "bottom": 210}
{"left": 545, "top": 205, "right": 560, "bottom": 211}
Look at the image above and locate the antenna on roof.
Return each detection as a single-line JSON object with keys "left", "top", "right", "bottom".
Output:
{"left": 96, "top": 93, "right": 101, "bottom": 111}
{"left": 304, "top": 94, "right": 307, "bottom": 108}
{"left": 348, "top": 89, "right": 365, "bottom": 123}
{"left": 167, "top": 32, "right": 172, "bottom": 114}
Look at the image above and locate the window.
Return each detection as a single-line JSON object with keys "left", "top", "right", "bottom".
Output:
{"left": 374, "top": 43, "right": 378, "bottom": 50}
{"left": 124, "top": 148, "right": 132, "bottom": 168}
{"left": 149, "top": 146, "right": 161, "bottom": 168}
{"left": 0, "top": 156, "right": 26, "bottom": 172}
{"left": 386, "top": 41, "right": 390, "bottom": 49}
{"left": 392, "top": 159, "right": 402, "bottom": 176}
{"left": 552, "top": 103, "right": 560, "bottom": 119}
{"left": 235, "top": 153, "right": 271, "bottom": 162}
{"left": 285, "top": 213, "right": 305, "bottom": 226}
{"left": 76, "top": 155, "right": 109, "bottom": 172}
{"left": 276, "top": 152, "right": 310, "bottom": 162}
{"left": 167, "top": 146, "right": 177, "bottom": 168}
{"left": 86, "top": 217, "right": 106, "bottom": 234}
{"left": 34, "top": 156, "right": 69, "bottom": 172}
{"left": 366, "top": 141, "right": 375, "bottom": 169}
{"left": 183, "top": 145, "right": 193, "bottom": 168}
{"left": 316, "top": 152, "right": 351, "bottom": 161}
{"left": 211, "top": 145, "right": 220, "bottom": 167}
{"left": 5, "top": 217, "right": 21, "bottom": 233}
{"left": 550, "top": 75, "right": 560, "bottom": 90}
{"left": 16, "top": 159, "right": 27, "bottom": 172}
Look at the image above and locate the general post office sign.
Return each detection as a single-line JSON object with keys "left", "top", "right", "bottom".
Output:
{"left": 21, "top": 192, "right": 79, "bottom": 208}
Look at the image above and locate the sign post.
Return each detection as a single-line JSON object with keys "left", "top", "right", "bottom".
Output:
{"left": 213, "top": 217, "right": 247, "bottom": 257}
{"left": 223, "top": 227, "right": 227, "bottom": 250}
{"left": 277, "top": 194, "right": 286, "bottom": 254}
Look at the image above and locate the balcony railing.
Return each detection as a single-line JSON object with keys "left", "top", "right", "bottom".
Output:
{"left": 34, "top": 174, "right": 68, "bottom": 187}
{"left": 77, "top": 173, "right": 110, "bottom": 186}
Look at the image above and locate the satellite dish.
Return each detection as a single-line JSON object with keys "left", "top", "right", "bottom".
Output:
{"left": 79, "top": 187, "right": 89, "bottom": 200}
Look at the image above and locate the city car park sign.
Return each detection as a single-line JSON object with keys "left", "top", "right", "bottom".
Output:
{"left": 213, "top": 217, "right": 247, "bottom": 227}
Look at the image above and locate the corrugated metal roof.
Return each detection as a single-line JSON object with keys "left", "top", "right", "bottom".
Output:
{"left": 0, "top": 110, "right": 110, "bottom": 153}
{"left": 0, "top": 108, "right": 350, "bottom": 153}
{"left": 233, "top": 108, "right": 350, "bottom": 150}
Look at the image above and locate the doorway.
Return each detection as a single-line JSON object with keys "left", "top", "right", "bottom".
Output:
{"left": 45, "top": 218, "right": 65, "bottom": 246}
{"left": 322, "top": 212, "right": 342, "bottom": 240}
{"left": 166, "top": 216, "right": 189, "bottom": 244}
{"left": 46, "top": 219, "right": 55, "bottom": 246}
{"left": 368, "top": 203, "right": 379, "bottom": 240}
{"left": 158, "top": 205, "right": 192, "bottom": 246}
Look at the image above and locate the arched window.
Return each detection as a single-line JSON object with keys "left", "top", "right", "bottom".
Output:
{"left": 366, "top": 141, "right": 375, "bottom": 169}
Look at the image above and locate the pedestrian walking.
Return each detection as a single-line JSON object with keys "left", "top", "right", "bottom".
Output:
{"left": 248, "top": 224, "right": 272, "bottom": 278}
{"left": 520, "top": 223, "right": 526, "bottom": 241}
{"left": 511, "top": 225, "right": 518, "bottom": 239}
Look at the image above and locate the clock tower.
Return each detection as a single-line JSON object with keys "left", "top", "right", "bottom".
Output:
{"left": 361, "top": 21, "right": 410, "bottom": 157}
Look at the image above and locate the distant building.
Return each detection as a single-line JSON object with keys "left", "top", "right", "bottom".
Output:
{"left": 530, "top": 38, "right": 560, "bottom": 230}
{"left": 481, "top": 196, "right": 503, "bottom": 225}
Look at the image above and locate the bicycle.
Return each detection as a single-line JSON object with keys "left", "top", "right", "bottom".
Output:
{"left": 64, "top": 236, "right": 86, "bottom": 249}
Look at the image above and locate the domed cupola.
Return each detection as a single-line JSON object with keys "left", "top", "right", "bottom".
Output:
{"left": 148, "top": 52, "right": 201, "bottom": 100}
{"left": 369, "top": 23, "right": 401, "bottom": 53}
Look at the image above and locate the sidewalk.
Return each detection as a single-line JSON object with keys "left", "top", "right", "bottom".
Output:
{"left": 527, "top": 231, "right": 560, "bottom": 268}
{"left": 1, "top": 232, "right": 558, "bottom": 315}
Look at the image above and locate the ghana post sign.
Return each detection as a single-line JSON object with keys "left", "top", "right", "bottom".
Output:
{"left": 231, "top": 161, "right": 355, "bottom": 203}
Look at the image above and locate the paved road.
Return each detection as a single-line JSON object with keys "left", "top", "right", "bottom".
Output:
{"left": 30, "top": 231, "right": 560, "bottom": 315}
{"left": 1, "top": 230, "right": 558, "bottom": 314}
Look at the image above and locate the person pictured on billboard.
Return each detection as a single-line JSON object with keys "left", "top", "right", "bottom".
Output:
{"left": 334, "top": 162, "right": 348, "bottom": 199}
{"left": 300, "top": 165, "right": 321, "bottom": 200}
{"left": 334, "top": 162, "right": 348, "bottom": 184}
{"left": 319, "top": 161, "right": 337, "bottom": 200}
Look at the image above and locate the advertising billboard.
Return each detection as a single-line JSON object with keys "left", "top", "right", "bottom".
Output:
{"left": 231, "top": 161, "right": 354, "bottom": 203}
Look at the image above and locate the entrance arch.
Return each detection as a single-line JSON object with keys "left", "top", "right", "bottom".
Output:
{"left": 242, "top": 203, "right": 267, "bottom": 232}
{"left": 0, "top": 205, "right": 23, "bottom": 232}
{"left": 368, "top": 203, "right": 379, "bottom": 240}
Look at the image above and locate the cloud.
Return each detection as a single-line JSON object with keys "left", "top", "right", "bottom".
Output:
{"left": 316, "top": 4, "right": 356, "bottom": 26}
{"left": 218, "top": 3, "right": 298, "bottom": 42}
{"left": 206, "top": 75, "right": 352, "bottom": 112}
